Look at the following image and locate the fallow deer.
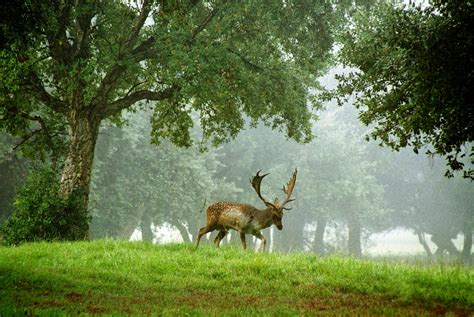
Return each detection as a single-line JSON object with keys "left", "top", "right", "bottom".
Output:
{"left": 196, "top": 169, "right": 297, "bottom": 251}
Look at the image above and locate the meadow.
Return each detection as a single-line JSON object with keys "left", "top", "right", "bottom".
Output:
{"left": 0, "top": 240, "right": 472, "bottom": 316}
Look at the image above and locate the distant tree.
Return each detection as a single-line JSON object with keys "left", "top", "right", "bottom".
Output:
{"left": 334, "top": 1, "right": 474, "bottom": 179}
{"left": 296, "top": 108, "right": 387, "bottom": 257}
{"left": 89, "top": 111, "right": 241, "bottom": 241}
{"left": 212, "top": 106, "right": 388, "bottom": 255}
{"left": 380, "top": 151, "right": 474, "bottom": 263}
{"left": 1, "top": 0, "right": 342, "bottom": 239}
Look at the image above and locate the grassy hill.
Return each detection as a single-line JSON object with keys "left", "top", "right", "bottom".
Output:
{"left": 0, "top": 240, "right": 472, "bottom": 316}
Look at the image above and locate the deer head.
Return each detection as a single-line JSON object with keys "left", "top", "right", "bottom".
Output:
{"left": 196, "top": 169, "right": 297, "bottom": 251}
{"left": 250, "top": 169, "right": 297, "bottom": 230}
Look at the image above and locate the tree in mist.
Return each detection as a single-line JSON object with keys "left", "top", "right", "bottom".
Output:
{"left": 334, "top": 1, "right": 474, "bottom": 179}
{"left": 90, "top": 111, "right": 241, "bottom": 241}
{"left": 1, "top": 0, "right": 342, "bottom": 238}
{"left": 210, "top": 105, "right": 388, "bottom": 255}
{"left": 210, "top": 126, "right": 303, "bottom": 251}
{"left": 295, "top": 108, "right": 387, "bottom": 257}
{"left": 379, "top": 150, "right": 474, "bottom": 263}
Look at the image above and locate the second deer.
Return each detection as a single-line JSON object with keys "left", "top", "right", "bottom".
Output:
{"left": 196, "top": 169, "right": 297, "bottom": 251}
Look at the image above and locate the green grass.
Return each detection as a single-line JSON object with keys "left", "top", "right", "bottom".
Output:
{"left": 0, "top": 240, "right": 472, "bottom": 316}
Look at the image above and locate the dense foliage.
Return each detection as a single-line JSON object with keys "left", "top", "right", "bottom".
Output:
{"left": 1, "top": 0, "right": 345, "bottom": 238}
{"left": 2, "top": 166, "right": 89, "bottom": 245}
{"left": 0, "top": 1, "right": 471, "bottom": 259}
{"left": 334, "top": 0, "right": 474, "bottom": 178}
{"left": 89, "top": 111, "right": 242, "bottom": 241}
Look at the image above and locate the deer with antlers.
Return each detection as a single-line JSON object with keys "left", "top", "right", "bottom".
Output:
{"left": 196, "top": 169, "right": 297, "bottom": 251}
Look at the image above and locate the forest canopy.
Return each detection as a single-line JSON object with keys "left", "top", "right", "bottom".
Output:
{"left": 0, "top": 0, "right": 472, "bottom": 260}
{"left": 0, "top": 0, "right": 344, "bottom": 240}
{"left": 333, "top": 0, "right": 474, "bottom": 179}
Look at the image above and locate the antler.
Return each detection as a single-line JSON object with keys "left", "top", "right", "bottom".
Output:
{"left": 281, "top": 169, "right": 297, "bottom": 209}
{"left": 250, "top": 170, "right": 274, "bottom": 207}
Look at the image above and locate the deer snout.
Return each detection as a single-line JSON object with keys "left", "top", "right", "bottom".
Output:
{"left": 276, "top": 224, "right": 283, "bottom": 230}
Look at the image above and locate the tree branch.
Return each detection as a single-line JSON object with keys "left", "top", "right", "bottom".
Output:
{"left": 133, "top": 2, "right": 221, "bottom": 62}
{"left": 227, "top": 48, "right": 264, "bottom": 72}
{"left": 190, "top": 6, "right": 220, "bottom": 41}
{"left": 72, "top": 0, "right": 97, "bottom": 60}
{"left": 93, "top": 0, "right": 153, "bottom": 109}
{"left": 27, "top": 71, "right": 68, "bottom": 113}
{"left": 131, "top": 36, "right": 157, "bottom": 62}
{"left": 13, "top": 113, "right": 55, "bottom": 154}
{"left": 101, "top": 86, "right": 177, "bottom": 118}
{"left": 124, "top": 0, "right": 153, "bottom": 51}
{"left": 46, "top": 0, "right": 75, "bottom": 66}
{"left": 13, "top": 129, "right": 40, "bottom": 151}
{"left": 93, "top": 64, "right": 128, "bottom": 108}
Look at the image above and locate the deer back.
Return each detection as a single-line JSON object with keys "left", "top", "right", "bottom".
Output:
{"left": 206, "top": 201, "right": 273, "bottom": 233}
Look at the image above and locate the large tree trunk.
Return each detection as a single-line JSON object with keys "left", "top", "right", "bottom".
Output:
{"left": 59, "top": 108, "right": 101, "bottom": 239}
{"left": 415, "top": 229, "right": 433, "bottom": 257}
{"left": 140, "top": 213, "right": 154, "bottom": 243}
{"left": 313, "top": 216, "right": 327, "bottom": 256}
{"left": 272, "top": 213, "right": 306, "bottom": 252}
{"left": 461, "top": 210, "right": 472, "bottom": 265}
{"left": 348, "top": 217, "right": 362, "bottom": 257}
{"left": 431, "top": 234, "right": 461, "bottom": 257}
{"left": 174, "top": 222, "right": 192, "bottom": 243}
{"left": 118, "top": 221, "right": 139, "bottom": 240}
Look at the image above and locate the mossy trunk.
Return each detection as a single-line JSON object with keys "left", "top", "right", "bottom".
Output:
{"left": 313, "top": 216, "right": 327, "bottom": 256}
{"left": 59, "top": 108, "right": 101, "bottom": 240}
{"left": 141, "top": 213, "right": 154, "bottom": 243}
{"left": 431, "top": 234, "right": 461, "bottom": 257}
{"left": 461, "top": 210, "right": 472, "bottom": 265}
{"left": 348, "top": 217, "right": 362, "bottom": 257}
{"left": 416, "top": 229, "right": 433, "bottom": 257}
{"left": 174, "top": 222, "right": 192, "bottom": 243}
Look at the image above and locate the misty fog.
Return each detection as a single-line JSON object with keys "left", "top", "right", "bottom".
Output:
{"left": 86, "top": 69, "right": 473, "bottom": 258}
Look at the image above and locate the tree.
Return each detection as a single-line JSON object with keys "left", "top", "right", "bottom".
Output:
{"left": 296, "top": 107, "right": 387, "bottom": 257}
{"left": 210, "top": 104, "right": 388, "bottom": 255}
{"left": 381, "top": 151, "right": 474, "bottom": 263}
{"left": 1, "top": 0, "right": 340, "bottom": 238}
{"left": 89, "top": 110, "right": 241, "bottom": 241}
{"left": 333, "top": 0, "right": 474, "bottom": 179}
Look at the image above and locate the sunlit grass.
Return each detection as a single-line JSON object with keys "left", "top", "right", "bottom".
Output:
{"left": 0, "top": 240, "right": 472, "bottom": 316}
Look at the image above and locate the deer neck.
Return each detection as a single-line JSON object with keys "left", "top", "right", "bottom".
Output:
{"left": 253, "top": 207, "right": 275, "bottom": 229}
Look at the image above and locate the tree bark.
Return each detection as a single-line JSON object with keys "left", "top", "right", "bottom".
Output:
{"left": 462, "top": 215, "right": 472, "bottom": 265}
{"left": 141, "top": 213, "right": 154, "bottom": 243}
{"left": 431, "top": 234, "right": 461, "bottom": 257}
{"left": 348, "top": 217, "right": 362, "bottom": 257}
{"left": 175, "top": 222, "right": 192, "bottom": 243}
{"left": 272, "top": 212, "right": 306, "bottom": 252}
{"left": 313, "top": 216, "right": 327, "bottom": 256}
{"left": 415, "top": 229, "right": 433, "bottom": 257}
{"left": 59, "top": 108, "right": 101, "bottom": 239}
{"left": 118, "top": 221, "right": 139, "bottom": 240}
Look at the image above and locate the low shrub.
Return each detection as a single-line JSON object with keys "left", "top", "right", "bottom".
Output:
{"left": 1, "top": 166, "right": 89, "bottom": 245}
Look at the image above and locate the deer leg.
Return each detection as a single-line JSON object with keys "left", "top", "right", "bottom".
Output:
{"left": 213, "top": 230, "right": 227, "bottom": 248}
{"left": 239, "top": 232, "right": 247, "bottom": 250}
{"left": 254, "top": 231, "right": 267, "bottom": 252}
{"left": 196, "top": 225, "right": 214, "bottom": 248}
